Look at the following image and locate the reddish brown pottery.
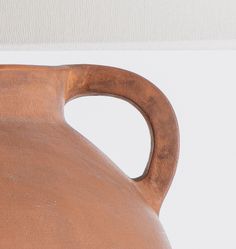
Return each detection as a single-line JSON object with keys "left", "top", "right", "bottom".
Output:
{"left": 0, "top": 64, "right": 179, "bottom": 249}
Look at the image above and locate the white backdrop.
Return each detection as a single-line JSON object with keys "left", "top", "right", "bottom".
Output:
{"left": 1, "top": 0, "right": 236, "bottom": 49}
{"left": 0, "top": 51, "right": 235, "bottom": 248}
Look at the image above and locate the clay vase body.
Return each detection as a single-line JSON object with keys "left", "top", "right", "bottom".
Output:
{"left": 0, "top": 65, "right": 179, "bottom": 249}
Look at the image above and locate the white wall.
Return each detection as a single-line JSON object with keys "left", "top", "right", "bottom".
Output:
{"left": 2, "top": 0, "right": 236, "bottom": 49}
{"left": 0, "top": 51, "right": 235, "bottom": 248}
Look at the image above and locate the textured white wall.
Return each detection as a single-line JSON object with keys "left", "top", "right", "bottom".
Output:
{"left": 1, "top": 0, "right": 236, "bottom": 49}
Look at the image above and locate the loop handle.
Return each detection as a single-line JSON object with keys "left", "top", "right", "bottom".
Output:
{"left": 65, "top": 65, "right": 179, "bottom": 213}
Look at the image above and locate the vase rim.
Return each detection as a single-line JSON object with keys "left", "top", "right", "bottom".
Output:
{"left": 0, "top": 64, "right": 69, "bottom": 71}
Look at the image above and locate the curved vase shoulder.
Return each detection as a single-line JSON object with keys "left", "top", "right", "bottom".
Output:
{"left": 0, "top": 64, "right": 179, "bottom": 249}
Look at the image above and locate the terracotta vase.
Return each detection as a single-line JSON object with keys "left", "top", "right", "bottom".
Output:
{"left": 0, "top": 64, "right": 179, "bottom": 249}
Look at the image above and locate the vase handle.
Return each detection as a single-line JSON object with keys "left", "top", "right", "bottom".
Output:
{"left": 65, "top": 65, "right": 179, "bottom": 213}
